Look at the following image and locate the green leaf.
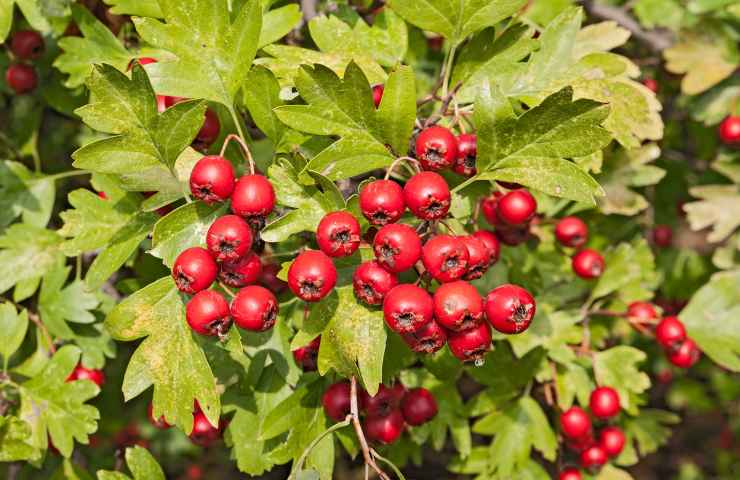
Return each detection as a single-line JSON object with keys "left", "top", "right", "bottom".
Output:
{"left": 0, "top": 415, "right": 39, "bottom": 462}
{"left": 259, "top": 4, "right": 302, "bottom": 48}
{"left": 244, "top": 66, "right": 289, "bottom": 144}
{"left": 622, "top": 409, "right": 679, "bottom": 460}
{"left": 105, "top": 0, "right": 163, "bottom": 17}
{"left": 597, "top": 144, "right": 665, "bottom": 216}
{"left": 593, "top": 346, "right": 651, "bottom": 412}
{"left": 591, "top": 239, "right": 659, "bottom": 302}
{"left": 53, "top": 459, "right": 95, "bottom": 480}
{"left": 595, "top": 465, "right": 636, "bottom": 480}
{"left": 664, "top": 31, "right": 739, "bottom": 95}
{"left": 38, "top": 265, "right": 100, "bottom": 339}
{"left": 0, "top": 303, "right": 29, "bottom": 365}
{"left": 684, "top": 185, "right": 740, "bottom": 243}
{"left": 0, "top": 160, "right": 55, "bottom": 228}
{"left": 507, "top": 308, "right": 582, "bottom": 362}
{"left": 0, "top": 223, "right": 65, "bottom": 295}
{"left": 98, "top": 446, "right": 166, "bottom": 480}
{"left": 376, "top": 65, "right": 416, "bottom": 155}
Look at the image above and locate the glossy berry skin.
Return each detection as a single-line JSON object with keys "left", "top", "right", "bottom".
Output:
{"left": 719, "top": 115, "right": 740, "bottom": 144}
{"left": 288, "top": 250, "right": 337, "bottom": 302}
{"left": 362, "top": 383, "right": 405, "bottom": 417}
{"left": 485, "top": 284, "right": 536, "bottom": 334}
{"left": 580, "top": 445, "right": 608, "bottom": 470}
{"left": 373, "top": 223, "right": 422, "bottom": 273}
{"left": 655, "top": 316, "right": 686, "bottom": 349}
{"left": 359, "top": 180, "right": 405, "bottom": 226}
{"left": 421, "top": 235, "right": 469, "bottom": 283}
{"left": 231, "top": 174, "right": 276, "bottom": 220}
{"left": 448, "top": 322, "right": 491, "bottom": 363}
{"left": 652, "top": 224, "right": 673, "bottom": 248}
{"left": 230, "top": 285, "right": 278, "bottom": 331}
{"left": 196, "top": 108, "right": 220, "bottom": 145}
{"left": 383, "top": 284, "right": 433, "bottom": 333}
{"left": 453, "top": 134, "right": 477, "bottom": 176}
{"left": 555, "top": 217, "right": 588, "bottom": 248}
{"left": 433, "top": 281, "right": 483, "bottom": 332}
{"left": 496, "top": 190, "right": 537, "bottom": 225}
{"left": 189, "top": 155, "right": 235, "bottom": 203}
{"left": 5, "top": 64, "right": 37, "bottom": 94}
{"left": 572, "top": 249, "right": 605, "bottom": 280}
{"left": 11, "top": 30, "right": 44, "bottom": 60}
{"left": 147, "top": 403, "right": 171, "bottom": 429}
{"left": 627, "top": 301, "right": 658, "bottom": 322}
{"left": 219, "top": 252, "right": 262, "bottom": 287}
{"left": 471, "top": 230, "right": 500, "bottom": 266}
{"left": 364, "top": 410, "right": 405, "bottom": 444}
{"left": 206, "top": 215, "right": 252, "bottom": 262}
{"left": 353, "top": 260, "right": 398, "bottom": 305}
{"left": 259, "top": 262, "right": 288, "bottom": 293}
{"left": 292, "top": 336, "right": 321, "bottom": 372}
{"left": 642, "top": 78, "right": 658, "bottom": 93}
{"left": 403, "top": 171, "right": 451, "bottom": 220}
{"left": 589, "top": 387, "right": 621, "bottom": 420}
{"left": 560, "top": 407, "right": 592, "bottom": 439}
{"left": 415, "top": 125, "right": 458, "bottom": 171}
{"left": 460, "top": 235, "right": 491, "bottom": 280}
{"left": 322, "top": 382, "right": 351, "bottom": 422}
{"left": 668, "top": 338, "right": 700, "bottom": 368}
{"left": 186, "top": 290, "right": 231, "bottom": 336}
{"left": 402, "top": 388, "right": 438, "bottom": 426}
{"left": 317, "top": 211, "right": 361, "bottom": 258}
{"left": 480, "top": 192, "right": 502, "bottom": 226}
{"left": 67, "top": 364, "right": 105, "bottom": 386}
{"left": 559, "top": 467, "right": 582, "bottom": 480}
{"left": 401, "top": 320, "right": 447, "bottom": 354}
{"left": 173, "top": 247, "right": 218, "bottom": 294}
{"left": 599, "top": 426, "right": 626, "bottom": 457}
{"left": 372, "top": 84, "right": 384, "bottom": 107}
{"left": 189, "top": 409, "right": 220, "bottom": 447}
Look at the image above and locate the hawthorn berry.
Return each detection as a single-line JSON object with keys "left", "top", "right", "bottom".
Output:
{"left": 495, "top": 224, "right": 530, "bottom": 246}
{"left": 555, "top": 216, "right": 588, "bottom": 248}
{"left": 259, "top": 262, "right": 288, "bottom": 293}
{"left": 566, "top": 432, "right": 595, "bottom": 453}
{"left": 359, "top": 179, "right": 405, "bottom": 225}
{"left": 401, "top": 319, "right": 447, "bottom": 354}
{"left": 5, "top": 64, "right": 37, "bottom": 94}
{"left": 480, "top": 192, "right": 502, "bottom": 226}
{"left": 668, "top": 338, "right": 700, "bottom": 368}
{"left": 231, "top": 174, "right": 276, "bottom": 223}
{"left": 317, "top": 211, "right": 361, "bottom": 257}
{"left": 460, "top": 235, "right": 491, "bottom": 280}
{"left": 147, "top": 403, "right": 172, "bottom": 429}
{"left": 719, "top": 115, "right": 740, "bottom": 145}
{"left": 189, "top": 155, "right": 235, "bottom": 203}
{"left": 292, "top": 336, "right": 321, "bottom": 372}
{"left": 353, "top": 260, "right": 398, "bottom": 305}
{"left": 652, "top": 224, "right": 673, "bottom": 248}
{"left": 67, "top": 364, "right": 105, "bottom": 386}
{"left": 471, "top": 230, "right": 500, "bottom": 266}
{"left": 415, "top": 125, "right": 458, "bottom": 171}
{"left": 403, "top": 171, "right": 451, "bottom": 220}
{"left": 580, "top": 445, "right": 608, "bottom": 470}
{"left": 11, "top": 30, "right": 44, "bottom": 60}
{"left": 206, "top": 215, "right": 252, "bottom": 262}
{"left": 599, "top": 426, "right": 626, "bottom": 457}
{"left": 287, "top": 250, "right": 337, "bottom": 302}
{"left": 485, "top": 284, "right": 536, "bottom": 334}
{"left": 401, "top": 388, "right": 438, "bottom": 426}
{"left": 364, "top": 410, "right": 405, "bottom": 444}
{"left": 196, "top": 108, "right": 220, "bottom": 146}
{"left": 447, "top": 322, "right": 491, "bottom": 363}
{"left": 372, "top": 84, "right": 384, "bottom": 107}
{"left": 655, "top": 316, "right": 686, "bottom": 349}
{"left": 560, "top": 406, "right": 592, "bottom": 439}
{"left": 589, "top": 386, "right": 621, "bottom": 420}
{"left": 453, "top": 133, "right": 477, "bottom": 176}
{"left": 572, "top": 248, "right": 605, "bottom": 279}
{"left": 421, "top": 234, "right": 469, "bottom": 283}
{"left": 626, "top": 301, "right": 658, "bottom": 322}
{"left": 433, "top": 280, "right": 483, "bottom": 332}
{"left": 219, "top": 251, "right": 262, "bottom": 287}
{"left": 383, "top": 284, "right": 433, "bottom": 333}
{"left": 559, "top": 467, "right": 582, "bottom": 480}
{"left": 186, "top": 290, "right": 231, "bottom": 336}
{"left": 496, "top": 190, "right": 537, "bottom": 225}
{"left": 230, "top": 285, "right": 278, "bottom": 331}
{"left": 189, "top": 409, "right": 220, "bottom": 447}
{"left": 172, "top": 247, "right": 218, "bottom": 294}
{"left": 642, "top": 78, "right": 658, "bottom": 93}
{"left": 322, "top": 381, "right": 351, "bottom": 421}
{"left": 362, "top": 383, "right": 405, "bottom": 417}
{"left": 373, "top": 223, "right": 422, "bottom": 273}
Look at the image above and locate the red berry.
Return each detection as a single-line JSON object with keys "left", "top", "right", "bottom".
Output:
{"left": 668, "top": 338, "right": 700, "bottom": 368}
{"left": 447, "top": 322, "right": 491, "bottom": 363}
{"left": 364, "top": 410, "right": 405, "bottom": 444}
{"left": 401, "top": 320, "right": 447, "bottom": 354}
{"left": 288, "top": 250, "right": 337, "bottom": 302}
{"left": 317, "top": 211, "right": 361, "bottom": 258}
{"left": 495, "top": 224, "right": 529, "bottom": 246}
{"left": 719, "top": 115, "right": 740, "bottom": 144}
{"left": 196, "top": 108, "right": 220, "bottom": 145}
{"left": 359, "top": 180, "right": 405, "bottom": 226}
{"left": 627, "top": 301, "right": 657, "bottom": 322}
{"left": 292, "top": 336, "right": 321, "bottom": 372}
{"left": 231, "top": 174, "right": 276, "bottom": 221}
{"left": 580, "top": 445, "right": 608, "bottom": 470}
{"left": 383, "top": 284, "right": 433, "bottom": 333}
{"left": 230, "top": 285, "right": 278, "bottom": 331}
{"left": 453, "top": 134, "right": 477, "bottom": 176}
{"left": 559, "top": 467, "right": 582, "bottom": 480}
{"left": 373, "top": 223, "right": 422, "bottom": 273}
{"left": 322, "top": 381, "right": 351, "bottom": 421}
{"left": 206, "top": 215, "right": 253, "bottom": 262}
{"left": 189, "top": 409, "right": 220, "bottom": 447}
{"left": 362, "top": 383, "right": 405, "bottom": 417}
{"left": 259, "top": 262, "right": 288, "bottom": 293}
{"left": 485, "top": 284, "right": 536, "bottom": 334}
{"left": 471, "top": 230, "right": 500, "bottom": 266}
{"left": 372, "top": 84, "right": 384, "bottom": 107}
{"left": 186, "top": 290, "right": 231, "bottom": 336}
{"left": 572, "top": 248, "right": 605, "bottom": 279}
{"left": 67, "top": 364, "right": 105, "bottom": 386}
{"left": 403, "top": 171, "right": 451, "bottom": 220}
{"left": 652, "top": 224, "right": 672, "bottom": 248}
{"left": 642, "top": 78, "right": 658, "bottom": 93}
{"left": 421, "top": 234, "right": 469, "bottom": 283}
{"left": 566, "top": 432, "right": 595, "bottom": 453}
{"left": 5, "top": 64, "right": 37, "bottom": 94}
{"left": 415, "top": 126, "right": 458, "bottom": 171}
{"left": 401, "top": 388, "right": 438, "bottom": 426}
{"left": 460, "top": 235, "right": 491, "bottom": 280}
{"left": 560, "top": 407, "right": 592, "bottom": 439}
{"left": 433, "top": 280, "right": 483, "bottom": 332}
{"left": 555, "top": 217, "right": 588, "bottom": 248}
{"left": 219, "top": 251, "right": 262, "bottom": 287}
{"left": 10, "top": 30, "right": 44, "bottom": 60}
{"left": 655, "top": 315, "right": 686, "bottom": 349}
{"left": 599, "top": 426, "right": 626, "bottom": 457}
{"left": 353, "top": 260, "right": 398, "bottom": 305}
{"left": 589, "top": 387, "right": 620, "bottom": 420}
{"left": 173, "top": 247, "right": 218, "bottom": 294}
{"left": 496, "top": 190, "right": 537, "bottom": 225}
{"left": 189, "top": 155, "right": 235, "bottom": 203}
{"left": 186, "top": 464, "right": 203, "bottom": 480}
{"left": 147, "top": 403, "right": 171, "bottom": 429}
{"left": 480, "top": 192, "right": 502, "bottom": 226}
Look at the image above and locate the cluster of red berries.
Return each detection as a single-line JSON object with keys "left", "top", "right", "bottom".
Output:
{"left": 558, "top": 387, "right": 625, "bottom": 478}
{"left": 480, "top": 187, "right": 539, "bottom": 247}
{"left": 4, "top": 29, "right": 44, "bottom": 94}
{"left": 147, "top": 401, "right": 225, "bottom": 448}
{"left": 627, "top": 301, "right": 700, "bottom": 368}
{"left": 551, "top": 216, "right": 606, "bottom": 280}
{"left": 322, "top": 381, "right": 437, "bottom": 444}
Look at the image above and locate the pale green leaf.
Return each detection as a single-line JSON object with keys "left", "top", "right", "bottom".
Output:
{"left": 0, "top": 224, "right": 65, "bottom": 295}
{"left": 0, "top": 160, "right": 55, "bottom": 229}
{"left": 0, "top": 303, "right": 29, "bottom": 366}
{"left": 593, "top": 346, "right": 651, "bottom": 412}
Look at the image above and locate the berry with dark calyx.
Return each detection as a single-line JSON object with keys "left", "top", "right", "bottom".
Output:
{"left": 599, "top": 426, "right": 626, "bottom": 457}
{"left": 372, "top": 84, "right": 384, "bottom": 107}
{"left": 447, "top": 322, "right": 491, "bottom": 363}
{"left": 627, "top": 301, "right": 658, "bottom": 322}
{"left": 668, "top": 338, "right": 700, "bottom": 368}
{"left": 186, "top": 290, "right": 231, "bottom": 336}
{"left": 560, "top": 406, "right": 592, "bottom": 439}
{"left": 471, "top": 230, "right": 500, "bottom": 266}
{"left": 11, "top": 30, "right": 44, "bottom": 60}
{"left": 189, "top": 155, "right": 235, "bottom": 203}
{"left": 559, "top": 467, "right": 582, "bottom": 480}
{"left": 231, "top": 174, "right": 276, "bottom": 222}
{"left": 415, "top": 125, "right": 458, "bottom": 171}
{"left": 453, "top": 133, "right": 477, "bottom": 176}
{"left": 317, "top": 211, "right": 361, "bottom": 258}
{"left": 580, "top": 445, "right": 608, "bottom": 471}
{"left": 642, "top": 78, "right": 658, "bottom": 93}
{"left": 496, "top": 189, "right": 537, "bottom": 225}
{"left": 421, "top": 234, "right": 469, "bottom": 283}
{"left": 219, "top": 251, "right": 262, "bottom": 287}
{"left": 322, "top": 382, "right": 351, "bottom": 421}
{"left": 589, "top": 386, "right": 620, "bottom": 420}
{"left": 373, "top": 223, "right": 422, "bottom": 273}
{"left": 292, "top": 336, "right": 321, "bottom": 372}
{"left": 5, "top": 64, "right": 37, "bottom": 94}
{"left": 67, "top": 364, "right": 105, "bottom": 386}
{"left": 359, "top": 179, "right": 405, "bottom": 226}
{"left": 433, "top": 280, "right": 483, "bottom": 332}
{"left": 460, "top": 235, "right": 491, "bottom": 280}
{"left": 572, "top": 248, "right": 605, "bottom": 279}
{"left": 147, "top": 403, "right": 171, "bottom": 429}
{"left": 485, "top": 284, "right": 536, "bottom": 334}
{"left": 287, "top": 250, "right": 337, "bottom": 302}
{"left": 172, "top": 247, "right": 218, "bottom": 294}
{"left": 655, "top": 315, "right": 686, "bottom": 349}
{"left": 196, "top": 108, "right": 220, "bottom": 146}
{"left": 555, "top": 216, "right": 588, "bottom": 248}
{"left": 362, "top": 383, "right": 405, "bottom": 417}
{"left": 401, "top": 388, "right": 438, "bottom": 426}
{"left": 353, "top": 260, "right": 398, "bottom": 305}
{"left": 719, "top": 115, "right": 740, "bottom": 145}
{"left": 652, "top": 224, "right": 673, "bottom": 248}
{"left": 364, "top": 410, "right": 405, "bottom": 444}
{"left": 495, "top": 224, "right": 530, "bottom": 246}
{"left": 206, "top": 215, "right": 252, "bottom": 262}
{"left": 403, "top": 171, "right": 451, "bottom": 220}
{"left": 401, "top": 320, "right": 447, "bottom": 354}
{"left": 230, "top": 285, "right": 278, "bottom": 331}
{"left": 259, "top": 262, "right": 288, "bottom": 293}
{"left": 189, "top": 409, "right": 221, "bottom": 447}
{"left": 480, "top": 192, "right": 502, "bottom": 226}
{"left": 383, "top": 284, "right": 433, "bottom": 333}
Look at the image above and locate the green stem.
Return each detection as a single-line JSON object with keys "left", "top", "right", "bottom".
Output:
{"left": 45, "top": 170, "right": 91, "bottom": 181}
{"left": 290, "top": 417, "right": 351, "bottom": 478}
{"left": 441, "top": 43, "right": 457, "bottom": 98}
{"left": 371, "top": 449, "right": 407, "bottom": 480}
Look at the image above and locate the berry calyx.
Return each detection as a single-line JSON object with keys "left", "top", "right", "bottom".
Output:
{"left": 401, "top": 388, "right": 438, "bottom": 426}
{"left": 189, "top": 155, "right": 235, "bottom": 203}
{"left": 589, "top": 386, "right": 621, "bottom": 420}
{"left": 364, "top": 410, "right": 405, "bottom": 444}
{"left": 415, "top": 125, "right": 458, "bottom": 171}
{"left": 652, "top": 224, "right": 673, "bottom": 248}
{"left": 401, "top": 320, "right": 447, "bottom": 354}
{"left": 5, "top": 64, "right": 37, "bottom": 94}
{"left": 580, "top": 445, "right": 608, "bottom": 471}
{"left": 599, "top": 426, "right": 626, "bottom": 457}
{"left": 11, "top": 30, "right": 44, "bottom": 60}
{"left": 292, "top": 336, "right": 321, "bottom": 372}
{"left": 317, "top": 211, "right": 361, "bottom": 258}
{"left": 460, "top": 235, "right": 491, "bottom": 280}
{"left": 627, "top": 301, "right": 658, "bottom": 322}
{"left": 433, "top": 280, "right": 483, "bottom": 332}
{"left": 359, "top": 179, "right": 405, "bottom": 225}
{"left": 421, "top": 234, "right": 469, "bottom": 283}
{"left": 447, "top": 322, "right": 491, "bottom": 363}
{"left": 186, "top": 290, "right": 231, "bottom": 336}
{"left": 372, "top": 84, "right": 384, "bottom": 107}
{"left": 206, "top": 215, "right": 253, "bottom": 262}
{"left": 287, "top": 250, "right": 337, "bottom": 302}
{"left": 480, "top": 192, "right": 502, "bottom": 226}
{"left": 196, "top": 108, "right": 220, "bottom": 146}
{"left": 231, "top": 174, "right": 276, "bottom": 223}
{"left": 559, "top": 467, "right": 582, "bottom": 480}
{"left": 496, "top": 190, "right": 537, "bottom": 225}
{"left": 668, "top": 338, "right": 700, "bottom": 368}
{"left": 655, "top": 315, "right": 686, "bottom": 349}
{"left": 555, "top": 216, "right": 588, "bottom": 248}
{"left": 403, "top": 171, "right": 451, "bottom": 220}
{"left": 453, "top": 133, "right": 477, "bottom": 176}
{"left": 67, "top": 364, "right": 105, "bottom": 386}
{"left": 230, "top": 285, "right": 278, "bottom": 331}
{"left": 322, "top": 382, "right": 351, "bottom": 421}
{"left": 373, "top": 223, "right": 422, "bottom": 273}
{"left": 560, "top": 406, "right": 592, "bottom": 439}
{"left": 353, "top": 260, "right": 398, "bottom": 305}
{"left": 147, "top": 403, "right": 171, "bottom": 429}
{"left": 362, "top": 383, "right": 405, "bottom": 417}
{"left": 485, "top": 284, "right": 536, "bottom": 334}
{"left": 719, "top": 115, "right": 740, "bottom": 145}
{"left": 219, "top": 251, "right": 262, "bottom": 287}
{"left": 572, "top": 248, "right": 605, "bottom": 279}
{"left": 172, "top": 247, "right": 218, "bottom": 294}
{"left": 383, "top": 284, "right": 433, "bottom": 333}
{"left": 471, "top": 230, "right": 500, "bottom": 266}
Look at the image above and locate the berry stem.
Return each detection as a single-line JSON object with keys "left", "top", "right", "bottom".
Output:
{"left": 384, "top": 156, "right": 421, "bottom": 180}
{"left": 218, "top": 282, "right": 236, "bottom": 298}
{"left": 220, "top": 134, "right": 256, "bottom": 175}
{"left": 350, "top": 376, "right": 392, "bottom": 480}
{"left": 290, "top": 415, "right": 352, "bottom": 478}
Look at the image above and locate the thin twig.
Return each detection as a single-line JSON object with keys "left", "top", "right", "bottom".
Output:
{"left": 385, "top": 156, "right": 421, "bottom": 180}
{"left": 351, "top": 377, "right": 391, "bottom": 480}
{"left": 424, "top": 82, "right": 463, "bottom": 128}
{"left": 28, "top": 311, "right": 56, "bottom": 355}
{"left": 220, "top": 133, "right": 255, "bottom": 174}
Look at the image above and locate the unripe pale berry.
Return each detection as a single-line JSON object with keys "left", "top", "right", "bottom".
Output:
{"left": 433, "top": 280, "right": 483, "bottom": 332}
{"left": 364, "top": 410, "right": 405, "bottom": 444}
{"left": 353, "top": 260, "right": 398, "bottom": 306}
{"left": 572, "top": 248, "right": 605, "bottom": 279}
{"left": 403, "top": 171, "right": 451, "bottom": 220}
{"left": 415, "top": 126, "right": 458, "bottom": 171}
{"left": 206, "top": 215, "right": 253, "bottom": 262}
{"left": 359, "top": 180, "right": 405, "bottom": 226}
{"left": 189, "top": 155, "right": 235, "bottom": 203}
{"left": 230, "top": 285, "right": 278, "bottom": 331}
{"left": 421, "top": 234, "right": 469, "bottom": 283}
{"left": 453, "top": 133, "right": 477, "bottom": 176}
{"left": 383, "top": 284, "right": 433, "bottom": 333}
{"left": 173, "top": 247, "right": 218, "bottom": 294}
{"left": 485, "top": 284, "right": 536, "bottom": 334}
{"left": 287, "top": 250, "right": 337, "bottom": 302}
{"left": 555, "top": 216, "right": 588, "bottom": 248}
{"left": 401, "top": 388, "right": 438, "bottom": 426}
{"left": 322, "top": 382, "right": 351, "bottom": 421}
{"left": 447, "top": 322, "right": 491, "bottom": 363}
{"left": 186, "top": 290, "right": 231, "bottom": 336}
{"left": 401, "top": 320, "right": 447, "bottom": 354}
{"left": 316, "top": 211, "right": 361, "bottom": 258}
{"left": 373, "top": 223, "right": 422, "bottom": 273}
{"left": 589, "top": 386, "right": 621, "bottom": 420}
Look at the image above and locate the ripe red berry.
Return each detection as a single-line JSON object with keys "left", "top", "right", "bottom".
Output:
{"left": 559, "top": 467, "right": 582, "bottom": 480}
{"left": 230, "top": 285, "right": 278, "bottom": 331}
{"left": 353, "top": 260, "right": 398, "bottom": 305}
{"left": 206, "top": 215, "right": 252, "bottom": 262}
{"left": 495, "top": 224, "right": 529, "bottom": 246}
{"left": 403, "top": 171, "right": 451, "bottom": 220}
{"left": 259, "top": 262, "right": 288, "bottom": 293}
{"left": 485, "top": 284, "right": 536, "bottom": 334}
{"left": 453, "top": 134, "right": 477, "bottom": 176}
{"left": 460, "top": 235, "right": 491, "bottom": 280}
{"left": 652, "top": 224, "right": 672, "bottom": 248}
{"left": 5, "top": 64, "right": 37, "bottom": 94}
{"left": 196, "top": 108, "right": 220, "bottom": 146}
{"left": 147, "top": 403, "right": 171, "bottom": 429}
{"left": 580, "top": 445, "right": 608, "bottom": 470}
{"left": 359, "top": 180, "right": 405, "bottom": 226}
{"left": 292, "top": 336, "right": 321, "bottom": 372}
{"left": 186, "top": 290, "right": 231, "bottom": 336}
{"left": 11, "top": 30, "right": 44, "bottom": 60}
{"left": 627, "top": 301, "right": 658, "bottom": 322}
{"left": 362, "top": 383, "right": 405, "bottom": 417}
{"left": 67, "top": 364, "right": 105, "bottom": 386}
{"left": 231, "top": 174, "right": 276, "bottom": 222}
{"left": 560, "top": 406, "right": 592, "bottom": 439}
{"left": 655, "top": 315, "right": 686, "bottom": 349}
{"left": 496, "top": 190, "right": 537, "bottom": 225}
{"left": 589, "top": 386, "right": 620, "bottom": 420}
{"left": 322, "top": 381, "right": 351, "bottom": 421}
{"left": 372, "top": 84, "right": 384, "bottom": 107}
{"left": 415, "top": 125, "right": 458, "bottom": 171}
{"left": 599, "top": 426, "right": 626, "bottom": 457}
{"left": 383, "top": 284, "right": 433, "bottom": 333}
{"left": 173, "top": 247, "right": 218, "bottom": 294}
{"left": 719, "top": 115, "right": 740, "bottom": 145}
{"left": 566, "top": 433, "right": 595, "bottom": 453}
{"left": 364, "top": 410, "right": 405, "bottom": 444}
{"left": 317, "top": 211, "right": 361, "bottom": 258}
{"left": 373, "top": 223, "right": 422, "bottom": 273}
{"left": 219, "top": 251, "right": 262, "bottom": 287}
{"left": 189, "top": 155, "right": 235, "bottom": 203}
{"left": 288, "top": 250, "right": 337, "bottom": 302}
{"left": 448, "top": 322, "right": 491, "bottom": 363}
{"left": 480, "top": 192, "right": 502, "bottom": 226}
{"left": 421, "top": 234, "right": 469, "bottom": 283}
{"left": 471, "top": 230, "right": 500, "bottom": 266}
{"left": 642, "top": 78, "right": 658, "bottom": 93}
{"left": 668, "top": 338, "right": 700, "bottom": 368}
{"left": 401, "top": 320, "right": 447, "bottom": 354}
{"left": 189, "top": 409, "right": 220, "bottom": 447}
{"left": 572, "top": 249, "right": 605, "bottom": 279}
{"left": 433, "top": 281, "right": 483, "bottom": 332}
{"left": 401, "top": 388, "right": 438, "bottom": 426}
{"left": 555, "top": 217, "right": 588, "bottom": 248}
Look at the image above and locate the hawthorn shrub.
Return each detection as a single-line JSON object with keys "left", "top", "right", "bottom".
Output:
{"left": 1, "top": 1, "right": 739, "bottom": 479}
